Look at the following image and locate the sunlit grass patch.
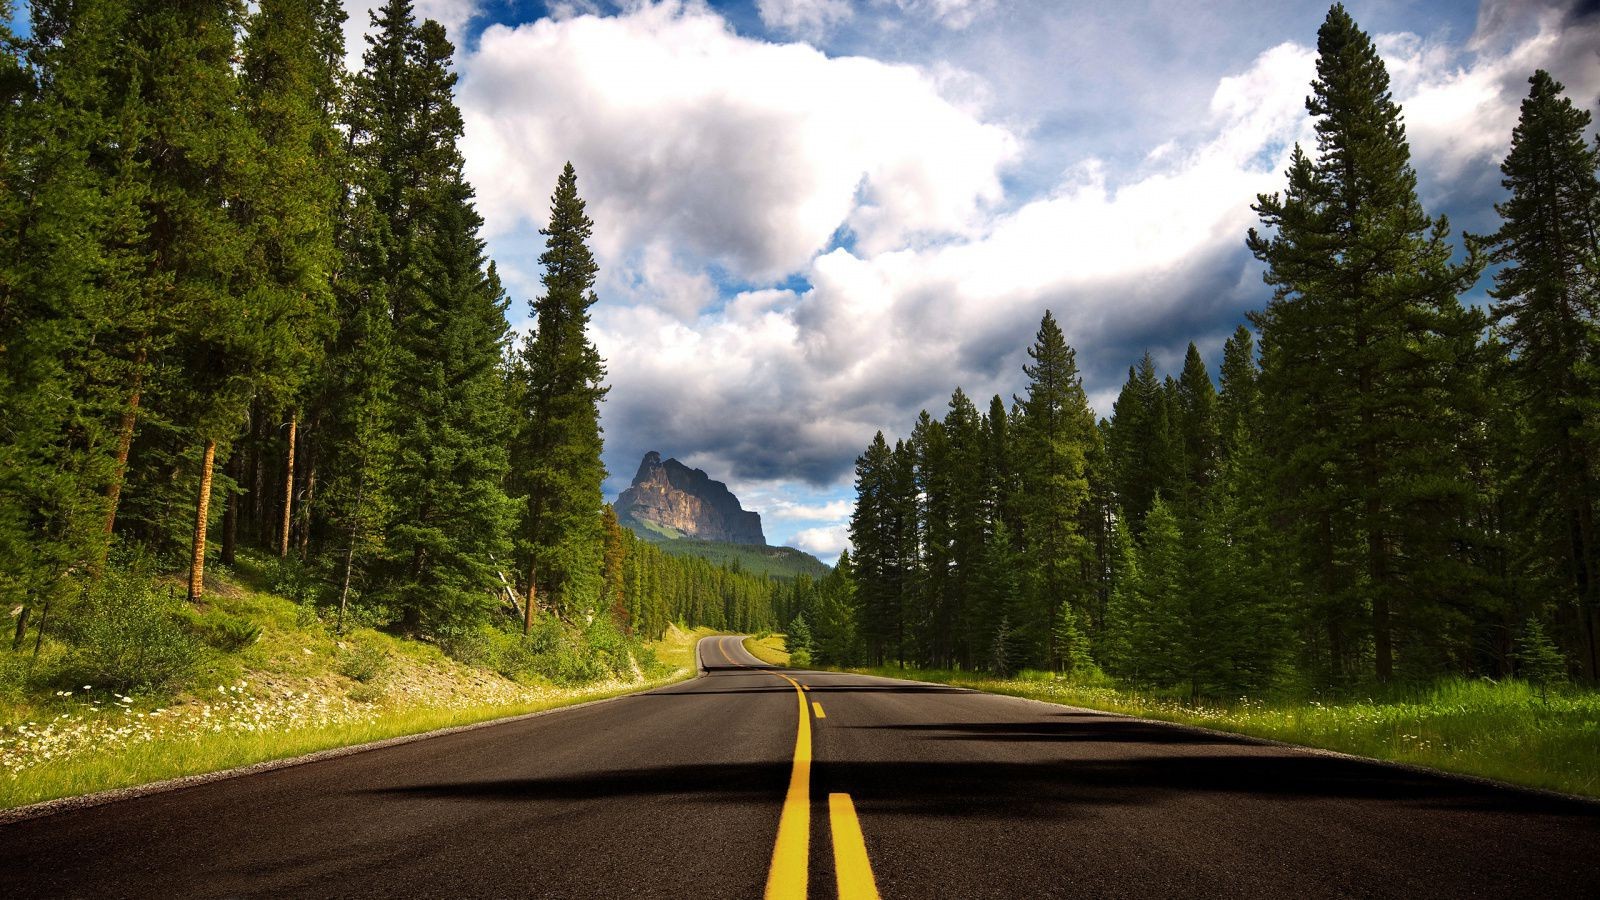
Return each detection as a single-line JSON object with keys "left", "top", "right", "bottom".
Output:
{"left": 0, "top": 626, "right": 700, "bottom": 811}
{"left": 742, "top": 634, "right": 790, "bottom": 666}
{"left": 840, "top": 666, "right": 1600, "bottom": 799}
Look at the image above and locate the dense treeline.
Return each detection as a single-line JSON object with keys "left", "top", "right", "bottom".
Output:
{"left": 841, "top": 6, "right": 1600, "bottom": 692}
{"left": 0, "top": 0, "right": 775, "bottom": 670}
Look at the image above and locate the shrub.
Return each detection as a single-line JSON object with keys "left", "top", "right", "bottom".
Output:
{"left": 261, "top": 557, "right": 319, "bottom": 603}
{"left": 295, "top": 598, "right": 322, "bottom": 630}
{"left": 438, "top": 624, "right": 493, "bottom": 667}
{"left": 337, "top": 641, "right": 391, "bottom": 683}
{"left": 54, "top": 572, "right": 200, "bottom": 692}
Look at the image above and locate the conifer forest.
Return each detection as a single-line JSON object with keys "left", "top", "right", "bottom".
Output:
{"left": 834, "top": 9, "right": 1600, "bottom": 695}
{"left": 0, "top": 0, "right": 780, "bottom": 677}
{"left": 4, "top": 2, "right": 1600, "bottom": 893}
{"left": 2, "top": 1, "right": 1599, "bottom": 711}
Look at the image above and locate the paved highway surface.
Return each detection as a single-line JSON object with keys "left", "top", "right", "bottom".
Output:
{"left": 3, "top": 635, "right": 1599, "bottom": 898}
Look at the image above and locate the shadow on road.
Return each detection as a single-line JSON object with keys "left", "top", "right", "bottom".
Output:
{"left": 852, "top": 714, "right": 1258, "bottom": 746}
{"left": 364, "top": 749, "right": 1600, "bottom": 821}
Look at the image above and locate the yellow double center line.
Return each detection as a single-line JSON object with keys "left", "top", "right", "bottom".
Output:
{"left": 750, "top": 638, "right": 879, "bottom": 900}
{"left": 764, "top": 669, "right": 813, "bottom": 900}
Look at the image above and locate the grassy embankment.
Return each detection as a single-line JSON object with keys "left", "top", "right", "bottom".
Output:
{"left": 0, "top": 564, "right": 710, "bottom": 811}
{"left": 755, "top": 634, "right": 1600, "bottom": 799}
{"left": 741, "top": 634, "right": 790, "bottom": 666}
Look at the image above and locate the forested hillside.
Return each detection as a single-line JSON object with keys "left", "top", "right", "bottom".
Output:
{"left": 0, "top": 0, "right": 779, "bottom": 698}
{"left": 829, "top": 7, "right": 1600, "bottom": 695}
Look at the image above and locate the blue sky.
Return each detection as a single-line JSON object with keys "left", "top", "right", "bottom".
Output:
{"left": 365, "top": 0, "right": 1600, "bottom": 563}
{"left": 21, "top": 1, "right": 1594, "bottom": 562}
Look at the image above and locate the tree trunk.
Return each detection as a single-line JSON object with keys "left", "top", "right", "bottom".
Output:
{"left": 188, "top": 440, "right": 217, "bottom": 602}
{"left": 524, "top": 563, "right": 537, "bottom": 635}
{"left": 338, "top": 544, "right": 355, "bottom": 636}
{"left": 280, "top": 412, "right": 296, "bottom": 558}
{"left": 103, "top": 348, "right": 147, "bottom": 538}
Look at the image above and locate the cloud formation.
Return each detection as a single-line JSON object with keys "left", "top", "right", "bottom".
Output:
{"left": 459, "top": 1, "right": 1017, "bottom": 285}
{"left": 425, "top": 0, "right": 1600, "bottom": 551}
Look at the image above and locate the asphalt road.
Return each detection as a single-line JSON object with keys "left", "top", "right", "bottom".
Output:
{"left": 3, "top": 635, "right": 1598, "bottom": 898}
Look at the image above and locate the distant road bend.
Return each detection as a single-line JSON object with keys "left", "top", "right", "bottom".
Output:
{"left": 3, "top": 635, "right": 1599, "bottom": 897}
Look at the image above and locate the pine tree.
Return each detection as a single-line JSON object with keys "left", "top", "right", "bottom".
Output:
{"left": 0, "top": 0, "right": 111, "bottom": 631}
{"left": 1129, "top": 497, "right": 1184, "bottom": 687}
{"left": 1217, "top": 326, "right": 1260, "bottom": 461}
{"left": 850, "top": 432, "right": 899, "bottom": 663}
{"left": 602, "top": 505, "right": 628, "bottom": 632}
{"left": 1248, "top": 4, "right": 1484, "bottom": 680}
{"left": 355, "top": 12, "right": 516, "bottom": 631}
{"left": 1108, "top": 352, "right": 1178, "bottom": 533}
{"left": 989, "top": 616, "right": 1012, "bottom": 677}
{"left": 1478, "top": 70, "right": 1600, "bottom": 678}
{"left": 1214, "top": 327, "right": 1292, "bottom": 690}
{"left": 811, "top": 552, "right": 858, "bottom": 666}
{"left": 788, "top": 612, "right": 814, "bottom": 666}
{"left": 1174, "top": 342, "right": 1220, "bottom": 502}
{"left": 1514, "top": 617, "right": 1568, "bottom": 700}
{"left": 116, "top": 0, "right": 260, "bottom": 600}
{"left": 910, "top": 409, "right": 951, "bottom": 666}
{"left": 1100, "top": 514, "right": 1139, "bottom": 676}
{"left": 514, "top": 163, "right": 610, "bottom": 624}
{"left": 238, "top": 0, "right": 344, "bottom": 561}
{"left": 1015, "top": 310, "right": 1096, "bottom": 668}
{"left": 1052, "top": 601, "right": 1094, "bottom": 676}
{"left": 943, "top": 389, "right": 987, "bottom": 668}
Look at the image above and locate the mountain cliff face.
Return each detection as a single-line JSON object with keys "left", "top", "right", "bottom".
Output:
{"left": 614, "top": 451, "right": 766, "bottom": 545}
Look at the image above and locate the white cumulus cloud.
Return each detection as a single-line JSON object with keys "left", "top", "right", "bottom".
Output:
{"left": 457, "top": 0, "right": 1018, "bottom": 289}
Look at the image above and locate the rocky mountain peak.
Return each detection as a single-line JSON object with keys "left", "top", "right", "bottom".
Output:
{"left": 614, "top": 452, "right": 766, "bottom": 545}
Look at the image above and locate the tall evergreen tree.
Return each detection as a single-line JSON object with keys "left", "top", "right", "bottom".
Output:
{"left": 238, "top": 0, "right": 345, "bottom": 561}
{"left": 1478, "top": 70, "right": 1600, "bottom": 678}
{"left": 514, "top": 162, "right": 610, "bottom": 624}
{"left": 1248, "top": 4, "right": 1484, "bottom": 680}
{"left": 602, "top": 505, "right": 628, "bottom": 631}
{"left": 347, "top": 9, "right": 516, "bottom": 630}
{"left": 1014, "top": 311, "right": 1096, "bottom": 668}
{"left": 850, "top": 432, "right": 920, "bottom": 666}
{"left": 1217, "top": 325, "right": 1260, "bottom": 461}
{"left": 943, "top": 389, "right": 987, "bottom": 667}
{"left": 1174, "top": 342, "right": 1220, "bottom": 501}
{"left": 107, "top": 0, "right": 260, "bottom": 600}
{"left": 910, "top": 409, "right": 950, "bottom": 665}
{"left": 0, "top": 1, "right": 110, "bottom": 638}
{"left": 1108, "top": 352, "right": 1178, "bottom": 533}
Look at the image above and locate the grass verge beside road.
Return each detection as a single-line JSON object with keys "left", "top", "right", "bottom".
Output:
{"left": 0, "top": 608, "right": 706, "bottom": 812}
{"left": 742, "top": 634, "right": 790, "bottom": 666}
{"left": 829, "top": 662, "right": 1600, "bottom": 799}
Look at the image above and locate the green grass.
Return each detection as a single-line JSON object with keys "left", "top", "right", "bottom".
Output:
{"left": 0, "top": 674, "right": 691, "bottom": 811}
{"left": 655, "top": 624, "right": 728, "bottom": 672}
{"left": 742, "top": 634, "right": 790, "bottom": 666}
{"left": 0, "top": 558, "right": 703, "bottom": 812}
{"left": 836, "top": 666, "right": 1600, "bottom": 799}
